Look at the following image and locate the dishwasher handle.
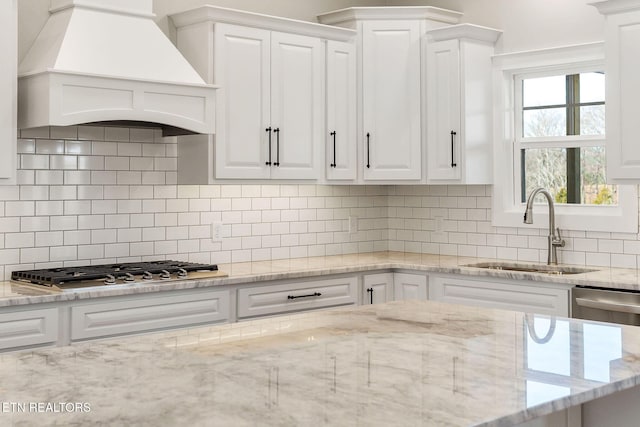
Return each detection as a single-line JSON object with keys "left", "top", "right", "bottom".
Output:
{"left": 575, "top": 297, "right": 640, "bottom": 315}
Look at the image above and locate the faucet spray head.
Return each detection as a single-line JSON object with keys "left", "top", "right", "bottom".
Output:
{"left": 523, "top": 207, "right": 533, "bottom": 224}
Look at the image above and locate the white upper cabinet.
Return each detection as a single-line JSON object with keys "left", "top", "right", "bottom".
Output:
{"left": 426, "top": 24, "right": 501, "bottom": 184}
{"left": 214, "top": 24, "right": 271, "bottom": 180}
{"left": 318, "top": 7, "right": 462, "bottom": 183}
{"left": 592, "top": 0, "right": 640, "bottom": 183}
{"left": 362, "top": 20, "right": 422, "bottom": 180}
{"left": 326, "top": 41, "right": 357, "bottom": 181}
{"left": 0, "top": 0, "right": 17, "bottom": 185}
{"left": 270, "top": 32, "right": 323, "bottom": 180}
{"left": 171, "top": 6, "right": 354, "bottom": 183}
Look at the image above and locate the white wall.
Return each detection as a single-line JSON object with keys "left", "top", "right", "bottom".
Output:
{"left": 386, "top": 0, "right": 605, "bottom": 53}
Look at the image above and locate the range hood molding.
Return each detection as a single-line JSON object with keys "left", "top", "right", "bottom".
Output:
{"left": 18, "top": 0, "right": 216, "bottom": 135}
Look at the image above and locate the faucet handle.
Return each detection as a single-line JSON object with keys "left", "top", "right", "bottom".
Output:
{"left": 554, "top": 227, "right": 566, "bottom": 247}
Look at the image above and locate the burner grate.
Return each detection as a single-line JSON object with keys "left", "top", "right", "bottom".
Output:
{"left": 11, "top": 261, "right": 218, "bottom": 286}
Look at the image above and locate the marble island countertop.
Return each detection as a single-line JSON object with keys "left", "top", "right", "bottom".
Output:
{"left": 1, "top": 299, "right": 640, "bottom": 426}
{"left": 2, "top": 251, "right": 640, "bottom": 307}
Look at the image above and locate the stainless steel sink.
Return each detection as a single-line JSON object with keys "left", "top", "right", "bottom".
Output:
{"left": 465, "top": 262, "right": 597, "bottom": 276}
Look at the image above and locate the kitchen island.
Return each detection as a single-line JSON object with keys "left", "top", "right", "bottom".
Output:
{"left": 1, "top": 299, "right": 639, "bottom": 426}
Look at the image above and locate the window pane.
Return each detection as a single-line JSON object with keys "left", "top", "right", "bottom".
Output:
{"left": 580, "top": 72, "right": 605, "bottom": 103}
{"left": 581, "top": 147, "right": 617, "bottom": 205}
{"left": 523, "top": 75, "right": 566, "bottom": 107}
{"left": 523, "top": 108, "right": 566, "bottom": 137}
{"left": 522, "top": 148, "right": 567, "bottom": 202}
{"left": 580, "top": 105, "right": 605, "bottom": 136}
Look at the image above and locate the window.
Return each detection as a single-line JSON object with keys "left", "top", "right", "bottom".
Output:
{"left": 516, "top": 71, "right": 616, "bottom": 205}
{"left": 492, "top": 43, "right": 637, "bottom": 233}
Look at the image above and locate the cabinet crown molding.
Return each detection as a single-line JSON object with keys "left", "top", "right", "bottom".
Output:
{"left": 317, "top": 6, "right": 462, "bottom": 26}
{"left": 171, "top": 5, "right": 356, "bottom": 42}
{"left": 426, "top": 23, "right": 502, "bottom": 43}
{"left": 590, "top": 0, "right": 640, "bottom": 14}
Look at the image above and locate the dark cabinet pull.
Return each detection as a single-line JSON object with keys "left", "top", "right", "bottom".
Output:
{"left": 265, "top": 127, "right": 272, "bottom": 166}
{"left": 366, "top": 287, "right": 373, "bottom": 304}
{"left": 287, "top": 292, "right": 321, "bottom": 300}
{"left": 274, "top": 128, "right": 280, "bottom": 167}
{"left": 330, "top": 131, "right": 337, "bottom": 168}
{"left": 450, "top": 130, "right": 457, "bottom": 168}
{"left": 366, "top": 132, "right": 371, "bottom": 169}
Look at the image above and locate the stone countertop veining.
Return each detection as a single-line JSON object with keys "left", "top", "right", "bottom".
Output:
{"left": 1, "top": 299, "right": 639, "bottom": 426}
{"left": 2, "top": 251, "right": 640, "bottom": 307}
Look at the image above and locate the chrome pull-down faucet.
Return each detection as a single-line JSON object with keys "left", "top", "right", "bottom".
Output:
{"left": 523, "top": 187, "right": 565, "bottom": 265}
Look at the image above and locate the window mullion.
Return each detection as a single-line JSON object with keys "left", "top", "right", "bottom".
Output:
{"left": 566, "top": 74, "right": 581, "bottom": 204}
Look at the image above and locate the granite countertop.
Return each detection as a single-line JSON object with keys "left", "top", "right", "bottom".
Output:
{"left": 1, "top": 299, "right": 639, "bottom": 426}
{"left": 2, "top": 251, "right": 640, "bottom": 307}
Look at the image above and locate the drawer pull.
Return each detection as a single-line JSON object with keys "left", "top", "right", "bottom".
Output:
{"left": 287, "top": 292, "right": 321, "bottom": 300}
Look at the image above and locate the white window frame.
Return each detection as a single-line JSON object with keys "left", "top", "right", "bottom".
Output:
{"left": 492, "top": 42, "right": 638, "bottom": 233}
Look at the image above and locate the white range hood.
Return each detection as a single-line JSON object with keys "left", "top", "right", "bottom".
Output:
{"left": 18, "top": 0, "right": 216, "bottom": 136}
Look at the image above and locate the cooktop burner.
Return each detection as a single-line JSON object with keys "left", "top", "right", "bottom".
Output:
{"left": 11, "top": 261, "right": 219, "bottom": 287}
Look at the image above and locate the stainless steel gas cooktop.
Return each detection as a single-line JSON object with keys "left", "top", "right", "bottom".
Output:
{"left": 11, "top": 261, "right": 224, "bottom": 291}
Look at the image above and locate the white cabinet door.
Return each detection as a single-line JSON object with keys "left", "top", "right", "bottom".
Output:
{"left": 429, "top": 275, "right": 569, "bottom": 316}
{"left": 362, "top": 20, "right": 422, "bottom": 181}
{"left": 393, "top": 272, "right": 427, "bottom": 301}
{"left": 363, "top": 273, "right": 394, "bottom": 304}
{"left": 0, "top": 0, "right": 16, "bottom": 184}
{"left": 426, "top": 39, "right": 461, "bottom": 181}
{"left": 425, "top": 25, "right": 498, "bottom": 184}
{"left": 599, "top": 8, "right": 640, "bottom": 182}
{"left": 270, "top": 32, "right": 323, "bottom": 180}
{"left": 0, "top": 308, "right": 58, "bottom": 351}
{"left": 326, "top": 40, "right": 357, "bottom": 181}
{"left": 214, "top": 24, "right": 271, "bottom": 179}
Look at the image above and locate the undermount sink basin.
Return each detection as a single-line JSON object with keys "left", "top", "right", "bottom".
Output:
{"left": 465, "top": 262, "right": 597, "bottom": 276}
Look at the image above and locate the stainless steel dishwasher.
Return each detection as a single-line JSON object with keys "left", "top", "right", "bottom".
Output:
{"left": 573, "top": 286, "right": 640, "bottom": 326}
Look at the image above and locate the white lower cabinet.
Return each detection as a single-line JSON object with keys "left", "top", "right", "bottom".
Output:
{"left": 237, "top": 276, "right": 358, "bottom": 318}
{"left": 393, "top": 272, "right": 427, "bottom": 301}
{"left": 428, "top": 274, "right": 570, "bottom": 316}
{"left": 70, "top": 290, "right": 230, "bottom": 341}
{"left": 363, "top": 272, "right": 394, "bottom": 305}
{"left": 362, "top": 272, "right": 427, "bottom": 304}
{"left": 0, "top": 308, "right": 58, "bottom": 351}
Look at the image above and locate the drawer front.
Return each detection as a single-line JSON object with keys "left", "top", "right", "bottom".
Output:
{"left": 71, "top": 290, "right": 230, "bottom": 340}
{"left": 429, "top": 275, "right": 569, "bottom": 316}
{"left": 237, "top": 277, "right": 358, "bottom": 318}
{"left": 0, "top": 308, "right": 58, "bottom": 350}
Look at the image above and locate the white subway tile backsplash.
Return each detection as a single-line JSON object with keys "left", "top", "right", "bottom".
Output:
{"left": 36, "top": 170, "right": 63, "bottom": 185}
{"left": 6, "top": 201, "right": 35, "bottom": 217}
{"left": 21, "top": 217, "right": 49, "bottom": 232}
{"left": 50, "top": 155, "right": 77, "bottom": 170}
{"left": 78, "top": 156, "right": 105, "bottom": 170}
{"left": 78, "top": 126, "right": 105, "bottom": 141}
{"left": 91, "top": 171, "right": 117, "bottom": 185}
{"left": 78, "top": 215, "right": 103, "bottom": 230}
{"left": 6, "top": 128, "right": 640, "bottom": 274}
{"left": 91, "top": 229, "right": 117, "bottom": 244}
{"left": 35, "top": 139, "right": 65, "bottom": 154}
{"left": 50, "top": 126, "right": 78, "bottom": 140}
{"left": 51, "top": 216, "right": 78, "bottom": 231}
{"left": 64, "top": 230, "right": 91, "bottom": 245}
{"left": 20, "top": 247, "right": 49, "bottom": 263}
{"left": 65, "top": 141, "right": 92, "bottom": 155}
{"left": 50, "top": 245, "right": 77, "bottom": 261}
{"left": 141, "top": 171, "right": 165, "bottom": 185}
{"left": 6, "top": 232, "right": 35, "bottom": 249}
{"left": 21, "top": 155, "right": 49, "bottom": 170}
{"left": 20, "top": 186, "right": 49, "bottom": 201}
{"left": 105, "top": 127, "right": 130, "bottom": 142}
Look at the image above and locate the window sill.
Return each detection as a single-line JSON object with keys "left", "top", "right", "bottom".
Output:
{"left": 492, "top": 186, "right": 638, "bottom": 233}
